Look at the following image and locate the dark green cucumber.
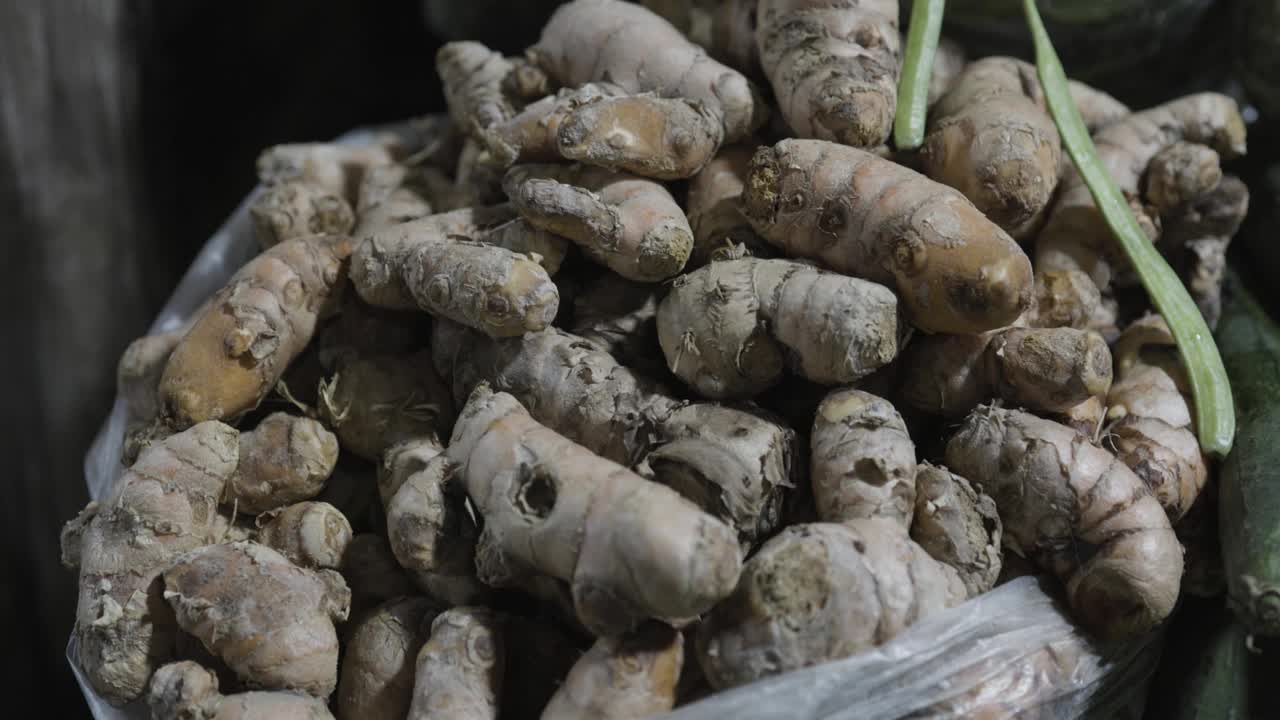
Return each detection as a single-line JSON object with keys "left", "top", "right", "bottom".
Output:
{"left": 1217, "top": 269, "right": 1280, "bottom": 635}
{"left": 1144, "top": 598, "right": 1250, "bottom": 720}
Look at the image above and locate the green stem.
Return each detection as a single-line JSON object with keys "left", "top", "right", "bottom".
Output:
{"left": 1022, "top": 0, "right": 1236, "bottom": 456}
{"left": 894, "top": 0, "right": 946, "bottom": 150}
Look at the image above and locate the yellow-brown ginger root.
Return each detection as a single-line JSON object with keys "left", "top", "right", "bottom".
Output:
{"left": 530, "top": 0, "right": 765, "bottom": 144}
{"left": 251, "top": 181, "right": 355, "bottom": 250}
{"left": 448, "top": 385, "right": 743, "bottom": 635}
{"left": 431, "top": 322, "right": 796, "bottom": 545}
{"left": 378, "top": 436, "right": 445, "bottom": 507}
{"left": 163, "top": 541, "right": 351, "bottom": 696}
{"left": 756, "top": 0, "right": 901, "bottom": 148}
{"left": 1105, "top": 315, "right": 1209, "bottom": 522}
{"left": 900, "top": 326, "right": 1112, "bottom": 418}
{"left": 338, "top": 598, "right": 438, "bottom": 720}
{"left": 64, "top": 421, "right": 239, "bottom": 705}
{"left": 258, "top": 142, "right": 399, "bottom": 203}
{"left": 504, "top": 163, "right": 693, "bottom": 281}
{"left": 910, "top": 463, "right": 1003, "bottom": 598}
{"left": 657, "top": 257, "right": 906, "bottom": 399}
{"left": 224, "top": 412, "right": 338, "bottom": 515}
{"left": 318, "top": 349, "right": 455, "bottom": 462}
{"left": 159, "top": 235, "right": 351, "bottom": 428}
{"left": 945, "top": 405, "right": 1183, "bottom": 638}
{"left": 149, "top": 661, "right": 334, "bottom": 720}
{"left": 255, "top": 501, "right": 354, "bottom": 570}
{"left": 1023, "top": 269, "right": 1105, "bottom": 330}
{"left": 742, "top": 139, "right": 1033, "bottom": 334}
{"left": 695, "top": 519, "right": 967, "bottom": 689}
{"left": 810, "top": 389, "right": 916, "bottom": 526}
{"left": 386, "top": 453, "right": 487, "bottom": 606}
{"left": 541, "top": 622, "right": 683, "bottom": 720}
{"left": 686, "top": 145, "right": 775, "bottom": 266}
{"left": 1036, "top": 93, "right": 1246, "bottom": 293}
{"left": 1158, "top": 176, "right": 1249, "bottom": 329}
{"left": 437, "top": 42, "right": 520, "bottom": 140}
{"left": 407, "top": 607, "right": 505, "bottom": 720}
{"left": 353, "top": 163, "right": 438, "bottom": 236}
{"left": 1144, "top": 141, "right": 1223, "bottom": 214}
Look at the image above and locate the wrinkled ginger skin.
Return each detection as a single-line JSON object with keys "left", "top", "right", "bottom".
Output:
{"left": 251, "top": 181, "right": 355, "bottom": 250}
{"left": 353, "top": 163, "right": 438, "bottom": 237}
{"left": 448, "top": 386, "right": 743, "bottom": 636}
{"left": 1025, "top": 269, "right": 1104, "bottom": 330}
{"left": 1161, "top": 175, "right": 1249, "bottom": 330}
{"left": 756, "top": 0, "right": 901, "bottom": 148}
{"left": 1036, "top": 93, "right": 1247, "bottom": 292}
{"left": 256, "top": 501, "right": 354, "bottom": 570}
{"left": 437, "top": 42, "right": 517, "bottom": 138}
{"left": 657, "top": 258, "right": 906, "bottom": 399}
{"left": 148, "top": 661, "right": 335, "bottom": 720}
{"left": 1145, "top": 141, "right": 1223, "bottom": 214}
{"left": 163, "top": 541, "right": 351, "bottom": 696}
{"left": 378, "top": 436, "right": 446, "bottom": 507}
{"left": 406, "top": 239, "right": 560, "bottom": 337}
{"left": 408, "top": 607, "right": 505, "bottom": 720}
{"left": 69, "top": 422, "right": 239, "bottom": 706}
{"left": 910, "top": 463, "right": 1002, "bottom": 598}
{"left": 743, "top": 139, "right": 1033, "bottom": 334}
{"left": 505, "top": 164, "right": 693, "bottom": 282}
{"left": 810, "top": 389, "right": 916, "bottom": 526}
{"left": 540, "top": 622, "right": 683, "bottom": 720}
{"left": 159, "top": 235, "right": 350, "bottom": 428}
{"left": 226, "top": 412, "right": 338, "bottom": 515}
{"left": 696, "top": 519, "right": 966, "bottom": 690}
{"left": 531, "top": 0, "right": 764, "bottom": 143}
{"left": 922, "top": 57, "right": 1061, "bottom": 236}
{"left": 258, "top": 143, "right": 396, "bottom": 203}
{"left": 338, "top": 598, "right": 437, "bottom": 720}
{"left": 945, "top": 406, "right": 1183, "bottom": 639}
{"left": 686, "top": 145, "right": 775, "bottom": 266}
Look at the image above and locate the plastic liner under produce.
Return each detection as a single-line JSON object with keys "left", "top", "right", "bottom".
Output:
{"left": 69, "top": 128, "right": 1162, "bottom": 720}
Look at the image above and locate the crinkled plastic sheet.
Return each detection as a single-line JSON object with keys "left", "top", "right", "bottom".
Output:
{"left": 70, "top": 128, "right": 1163, "bottom": 720}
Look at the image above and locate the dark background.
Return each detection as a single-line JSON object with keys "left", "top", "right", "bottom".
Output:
{"left": 2, "top": 1, "right": 1275, "bottom": 717}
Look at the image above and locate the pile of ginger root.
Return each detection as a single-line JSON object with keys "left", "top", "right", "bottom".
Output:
{"left": 64, "top": 1, "right": 1251, "bottom": 717}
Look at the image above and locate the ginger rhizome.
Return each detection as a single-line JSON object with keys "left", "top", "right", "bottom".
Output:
{"left": 338, "top": 597, "right": 437, "bottom": 720}
{"left": 686, "top": 145, "right": 775, "bottom": 266}
{"left": 448, "top": 385, "right": 743, "bottom": 635}
{"left": 159, "top": 235, "right": 351, "bottom": 428}
{"left": 945, "top": 406, "right": 1182, "bottom": 638}
{"left": 225, "top": 412, "right": 338, "bottom": 515}
{"left": 810, "top": 389, "right": 916, "bottom": 526}
{"left": 696, "top": 519, "right": 966, "bottom": 690}
{"left": 1157, "top": 174, "right": 1249, "bottom": 329}
{"left": 910, "top": 463, "right": 1003, "bottom": 598}
{"left": 256, "top": 501, "right": 354, "bottom": 570}
{"left": 504, "top": 163, "right": 693, "bottom": 282}
{"left": 756, "top": 0, "right": 901, "bottom": 148}
{"left": 900, "top": 326, "right": 1113, "bottom": 418}
{"left": 258, "top": 141, "right": 400, "bottom": 203}
{"left": 742, "top": 139, "right": 1033, "bottom": 334}
{"left": 251, "top": 180, "right": 355, "bottom": 250}
{"left": 408, "top": 607, "right": 505, "bottom": 720}
{"left": 163, "top": 541, "right": 351, "bottom": 696}
{"left": 541, "top": 622, "right": 683, "bottom": 720}
{"left": 657, "top": 257, "right": 906, "bottom": 399}
{"left": 148, "top": 661, "right": 335, "bottom": 720}
{"left": 66, "top": 421, "right": 239, "bottom": 705}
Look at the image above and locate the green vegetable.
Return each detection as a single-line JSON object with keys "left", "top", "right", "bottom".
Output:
{"left": 1144, "top": 597, "right": 1251, "bottom": 720}
{"left": 894, "top": 0, "right": 945, "bottom": 150}
{"left": 1217, "top": 270, "right": 1280, "bottom": 636}
{"left": 1023, "top": 0, "right": 1235, "bottom": 457}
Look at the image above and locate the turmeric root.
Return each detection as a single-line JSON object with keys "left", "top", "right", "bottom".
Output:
{"left": 386, "top": 453, "right": 487, "bottom": 606}
{"left": 540, "top": 622, "right": 683, "bottom": 720}
{"left": 149, "top": 661, "right": 334, "bottom": 720}
{"left": 159, "top": 235, "right": 351, "bottom": 428}
{"left": 353, "top": 163, "right": 439, "bottom": 236}
{"left": 810, "top": 389, "right": 916, "bottom": 526}
{"left": 686, "top": 145, "right": 775, "bottom": 266}
{"left": 1105, "top": 315, "right": 1208, "bottom": 522}
{"left": 742, "top": 139, "right": 1033, "bottom": 334}
{"left": 66, "top": 421, "right": 239, "bottom": 705}
{"left": 431, "top": 322, "right": 796, "bottom": 544}
{"left": 1158, "top": 175, "right": 1249, "bottom": 329}
{"left": 1023, "top": 269, "right": 1105, "bottom": 330}
{"left": 437, "top": 42, "right": 520, "bottom": 140}
{"left": 657, "top": 257, "right": 906, "bottom": 399}
{"left": 258, "top": 142, "right": 398, "bottom": 203}
{"left": 695, "top": 519, "right": 966, "bottom": 690}
{"left": 530, "top": 0, "right": 764, "bottom": 144}
{"left": 163, "top": 541, "right": 351, "bottom": 696}
{"left": 448, "top": 385, "right": 743, "bottom": 635}
{"left": 568, "top": 274, "right": 662, "bottom": 372}
{"left": 756, "top": 0, "right": 901, "bottom": 148}
{"left": 318, "top": 349, "right": 455, "bottom": 462}
{"left": 1036, "top": 93, "right": 1246, "bottom": 293}
{"left": 408, "top": 607, "right": 505, "bottom": 720}
{"left": 225, "top": 412, "right": 338, "bottom": 515}
{"left": 377, "top": 436, "right": 445, "bottom": 506}
{"left": 1144, "top": 141, "right": 1223, "bottom": 214}
{"left": 338, "top": 598, "right": 437, "bottom": 720}
{"left": 251, "top": 181, "right": 355, "bottom": 250}
{"left": 910, "top": 463, "right": 1002, "bottom": 598}
{"left": 504, "top": 164, "right": 693, "bottom": 281}
{"left": 256, "top": 501, "right": 354, "bottom": 570}
{"left": 900, "top": 326, "right": 1112, "bottom": 418}
{"left": 945, "top": 405, "right": 1183, "bottom": 638}
{"left": 922, "top": 57, "right": 1061, "bottom": 236}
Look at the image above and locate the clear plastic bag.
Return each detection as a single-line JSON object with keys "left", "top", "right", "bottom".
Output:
{"left": 69, "top": 128, "right": 1163, "bottom": 720}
